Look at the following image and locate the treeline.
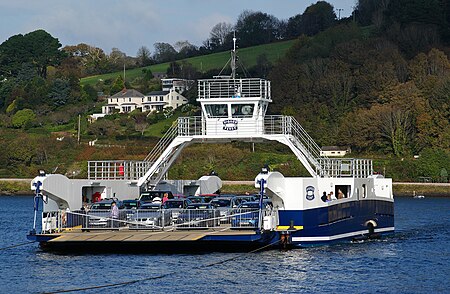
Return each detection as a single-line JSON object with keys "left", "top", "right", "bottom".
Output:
{"left": 269, "top": 0, "right": 450, "bottom": 180}
{"left": 47, "top": 1, "right": 340, "bottom": 76}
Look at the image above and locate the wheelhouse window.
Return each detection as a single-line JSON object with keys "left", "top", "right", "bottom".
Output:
{"left": 231, "top": 104, "right": 254, "bottom": 118}
{"left": 205, "top": 104, "right": 228, "bottom": 118}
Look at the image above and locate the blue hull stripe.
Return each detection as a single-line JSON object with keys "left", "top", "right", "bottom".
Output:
{"left": 278, "top": 199, "right": 394, "bottom": 243}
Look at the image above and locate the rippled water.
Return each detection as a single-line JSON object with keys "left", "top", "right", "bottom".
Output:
{"left": 0, "top": 196, "right": 449, "bottom": 293}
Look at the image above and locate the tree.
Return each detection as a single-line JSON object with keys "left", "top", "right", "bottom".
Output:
{"left": 12, "top": 108, "right": 36, "bottom": 128}
{"left": 47, "top": 78, "right": 71, "bottom": 107}
{"left": 0, "top": 29, "right": 65, "bottom": 78}
{"left": 286, "top": 14, "right": 303, "bottom": 38}
{"left": 209, "top": 22, "right": 234, "bottom": 49}
{"left": 153, "top": 42, "right": 177, "bottom": 63}
{"left": 235, "top": 10, "right": 281, "bottom": 47}
{"left": 301, "top": 1, "right": 336, "bottom": 36}
{"left": 110, "top": 76, "right": 125, "bottom": 94}
{"left": 136, "top": 46, "right": 153, "bottom": 66}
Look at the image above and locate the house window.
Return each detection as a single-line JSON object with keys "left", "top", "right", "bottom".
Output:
{"left": 160, "top": 96, "right": 163, "bottom": 101}
{"left": 129, "top": 98, "right": 131, "bottom": 102}
{"left": 177, "top": 96, "right": 179, "bottom": 100}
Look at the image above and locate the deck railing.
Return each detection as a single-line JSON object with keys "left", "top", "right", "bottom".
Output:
{"left": 198, "top": 78, "right": 271, "bottom": 100}
{"left": 87, "top": 160, "right": 150, "bottom": 180}
{"left": 39, "top": 207, "right": 277, "bottom": 233}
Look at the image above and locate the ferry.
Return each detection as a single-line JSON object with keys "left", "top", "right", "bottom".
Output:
{"left": 27, "top": 38, "right": 394, "bottom": 252}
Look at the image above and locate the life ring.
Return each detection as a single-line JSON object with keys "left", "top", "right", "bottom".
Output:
{"left": 364, "top": 220, "right": 377, "bottom": 235}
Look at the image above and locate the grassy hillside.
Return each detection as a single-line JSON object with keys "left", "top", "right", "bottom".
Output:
{"left": 80, "top": 40, "right": 296, "bottom": 86}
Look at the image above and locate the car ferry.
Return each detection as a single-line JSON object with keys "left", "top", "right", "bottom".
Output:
{"left": 27, "top": 38, "right": 394, "bottom": 252}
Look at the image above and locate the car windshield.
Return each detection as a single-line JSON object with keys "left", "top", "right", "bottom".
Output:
{"left": 239, "top": 203, "right": 259, "bottom": 209}
{"left": 163, "top": 201, "right": 184, "bottom": 209}
{"left": 90, "top": 203, "right": 111, "bottom": 209}
{"left": 210, "top": 199, "right": 231, "bottom": 207}
{"left": 140, "top": 192, "right": 163, "bottom": 202}
{"left": 123, "top": 202, "right": 138, "bottom": 209}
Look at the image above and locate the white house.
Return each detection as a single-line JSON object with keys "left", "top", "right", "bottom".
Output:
{"left": 320, "top": 146, "right": 351, "bottom": 157}
{"left": 101, "top": 89, "right": 145, "bottom": 115}
{"left": 91, "top": 80, "right": 191, "bottom": 120}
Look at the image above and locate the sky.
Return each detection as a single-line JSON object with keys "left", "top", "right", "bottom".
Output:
{"left": 0, "top": 0, "right": 356, "bottom": 57}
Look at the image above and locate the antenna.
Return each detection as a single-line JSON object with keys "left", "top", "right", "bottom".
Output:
{"left": 231, "top": 32, "right": 237, "bottom": 79}
{"left": 336, "top": 8, "right": 343, "bottom": 20}
{"left": 123, "top": 64, "right": 126, "bottom": 88}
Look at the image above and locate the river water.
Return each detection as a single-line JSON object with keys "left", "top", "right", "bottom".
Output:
{"left": 0, "top": 196, "right": 448, "bottom": 293}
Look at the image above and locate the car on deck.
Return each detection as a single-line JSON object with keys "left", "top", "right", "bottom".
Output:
{"left": 176, "top": 203, "right": 220, "bottom": 228}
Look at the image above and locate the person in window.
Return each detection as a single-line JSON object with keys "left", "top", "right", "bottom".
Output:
{"left": 337, "top": 189, "right": 345, "bottom": 199}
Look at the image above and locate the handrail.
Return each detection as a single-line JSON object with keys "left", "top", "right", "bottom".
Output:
{"left": 143, "top": 120, "right": 178, "bottom": 163}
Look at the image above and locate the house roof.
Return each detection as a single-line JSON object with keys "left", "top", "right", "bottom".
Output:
{"left": 111, "top": 88, "right": 145, "bottom": 98}
{"left": 147, "top": 91, "right": 169, "bottom": 96}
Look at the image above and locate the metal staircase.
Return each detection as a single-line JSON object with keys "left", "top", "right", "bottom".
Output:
{"left": 286, "top": 116, "right": 330, "bottom": 177}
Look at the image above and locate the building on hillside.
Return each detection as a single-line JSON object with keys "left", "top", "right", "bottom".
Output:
{"left": 102, "top": 89, "right": 145, "bottom": 115}
{"left": 161, "top": 78, "right": 194, "bottom": 92}
{"left": 89, "top": 80, "right": 191, "bottom": 121}
{"left": 320, "top": 146, "right": 351, "bottom": 157}
{"left": 143, "top": 90, "right": 188, "bottom": 112}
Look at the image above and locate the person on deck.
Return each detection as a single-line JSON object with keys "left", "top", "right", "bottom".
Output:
{"left": 162, "top": 193, "right": 169, "bottom": 204}
{"left": 328, "top": 192, "right": 337, "bottom": 201}
{"left": 321, "top": 192, "right": 328, "bottom": 202}
{"left": 110, "top": 201, "right": 119, "bottom": 228}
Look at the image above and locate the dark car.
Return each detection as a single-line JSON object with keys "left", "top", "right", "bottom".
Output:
{"left": 197, "top": 194, "right": 219, "bottom": 203}
{"left": 231, "top": 200, "right": 273, "bottom": 229}
{"left": 209, "top": 197, "right": 241, "bottom": 223}
{"left": 122, "top": 199, "right": 140, "bottom": 209}
{"left": 86, "top": 199, "right": 126, "bottom": 229}
{"left": 187, "top": 196, "right": 206, "bottom": 204}
{"left": 162, "top": 199, "right": 192, "bottom": 223}
{"left": 122, "top": 199, "right": 140, "bottom": 221}
{"left": 130, "top": 203, "right": 171, "bottom": 229}
{"left": 139, "top": 191, "right": 173, "bottom": 204}
{"left": 230, "top": 201, "right": 260, "bottom": 228}
{"left": 176, "top": 203, "right": 220, "bottom": 228}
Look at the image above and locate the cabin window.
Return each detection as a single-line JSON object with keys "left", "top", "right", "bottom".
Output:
{"left": 231, "top": 104, "right": 254, "bottom": 118}
{"left": 362, "top": 184, "right": 367, "bottom": 198}
{"left": 335, "top": 185, "right": 351, "bottom": 199}
{"left": 205, "top": 104, "right": 228, "bottom": 118}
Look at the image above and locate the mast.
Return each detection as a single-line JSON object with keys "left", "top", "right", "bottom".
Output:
{"left": 231, "top": 32, "right": 237, "bottom": 79}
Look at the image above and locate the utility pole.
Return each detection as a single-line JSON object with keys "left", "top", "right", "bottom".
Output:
{"left": 77, "top": 114, "right": 81, "bottom": 145}
{"left": 337, "top": 8, "right": 344, "bottom": 20}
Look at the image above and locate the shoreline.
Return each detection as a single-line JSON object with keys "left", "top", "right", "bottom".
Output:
{"left": 0, "top": 179, "right": 449, "bottom": 197}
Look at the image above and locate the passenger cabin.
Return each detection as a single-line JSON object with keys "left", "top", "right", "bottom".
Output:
{"left": 198, "top": 77, "right": 271, "bottom": 137}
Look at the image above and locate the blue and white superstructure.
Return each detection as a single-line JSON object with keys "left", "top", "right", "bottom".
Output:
{"left": 27, "top": 37, "right": 394, "bottom": 251}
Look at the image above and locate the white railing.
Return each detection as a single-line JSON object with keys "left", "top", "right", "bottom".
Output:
{"left": 198, "top": 78, "right": 271, "bottom": 100}
{"left": 143, "top": 121, "right": 178, "bottom": 162}
{"left": 87, "top": 160, "right": 151, "bottom": 180}
{"left": 39, "top": 207, "right": 278, "bottom": 233}
{"left": 87, "top": 115, "right": 373, "bottom": 180}
{"left": 318, "top": 158, "right": 373, "bottom": 178}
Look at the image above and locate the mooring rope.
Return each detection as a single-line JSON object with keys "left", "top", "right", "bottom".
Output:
{"left": 0, "top": 241, "right": 35, "bottom": 251}
{"left": 42, "top": 239, "right": 281, "bottom": 294}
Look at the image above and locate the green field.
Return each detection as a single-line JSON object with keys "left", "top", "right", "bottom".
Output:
{"left": 80, "top": 40, "right": 296, "bottom": 86}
